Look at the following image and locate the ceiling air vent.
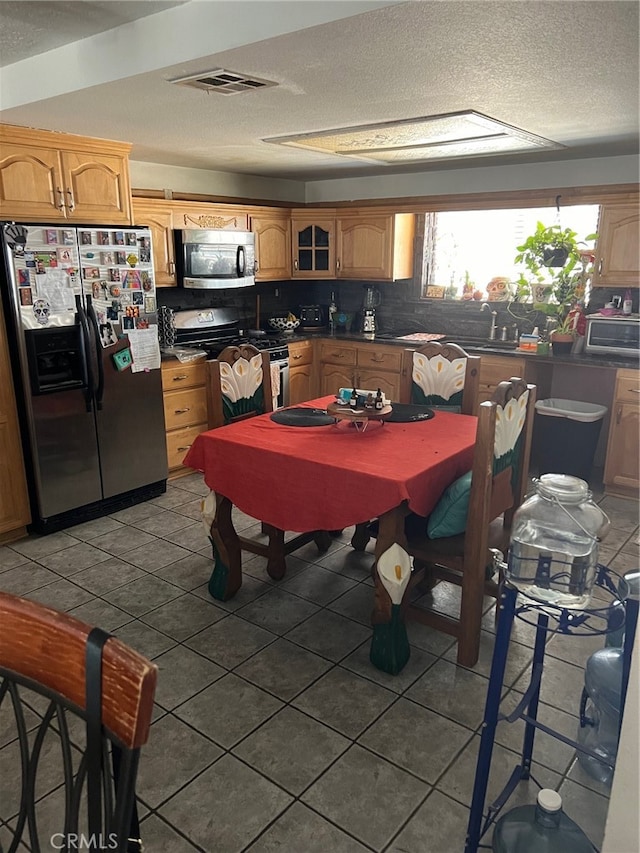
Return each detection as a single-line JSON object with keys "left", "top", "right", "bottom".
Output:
{"left": 170, "top": 69, "right": 277, "bottom": 95}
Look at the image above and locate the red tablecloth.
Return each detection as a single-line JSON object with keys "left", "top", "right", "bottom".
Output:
{"left": 184, "top": 396, "right": 477, "bottom": 532}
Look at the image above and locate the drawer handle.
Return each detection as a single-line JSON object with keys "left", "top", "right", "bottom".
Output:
{"left": 616, "top": 406, "right": 622, "bottom": 424}
{"left": 173, "top": 375, "right": 189, "bottom": 381}
{"left": 177, "top": 445, "right": 192, "bottom": 452}
{"left": 371, "top": 354, "right": 385, "bottom": 363}
{"left": 174, "top": 407, "right": 191, "bottom": 414}
{"left": 628, "top": 388, "right": 640, "bottom": 393}
{"left": 292, "top": 353, "right": 302, "bottom": 360}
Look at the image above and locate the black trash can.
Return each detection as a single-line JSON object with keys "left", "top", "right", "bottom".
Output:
{"left": 533, "top": 399, "right": 608, "bottom": 481}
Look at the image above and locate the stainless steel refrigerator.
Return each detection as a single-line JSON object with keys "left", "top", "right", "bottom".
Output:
{"left": 1, "top": 222, "right": 168, "bottom": 533}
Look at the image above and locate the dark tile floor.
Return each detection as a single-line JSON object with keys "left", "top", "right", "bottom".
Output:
{"left": 0, "top": 473, "right": 638, "bottom": 852}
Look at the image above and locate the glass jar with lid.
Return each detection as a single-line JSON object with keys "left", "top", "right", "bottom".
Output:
{"left": 506, "top": 474, "right": 610, "bottom": 609}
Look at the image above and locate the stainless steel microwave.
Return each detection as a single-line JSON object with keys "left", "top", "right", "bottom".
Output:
{"left": 177, "top": 229, "right": 255, "bottom": 289}
{"left": 585, "top": 314, "right": 640, "bottom": 356}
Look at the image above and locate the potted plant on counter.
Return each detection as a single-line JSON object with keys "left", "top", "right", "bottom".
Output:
{"left": 514, "top": 222, "right": 596, "bottom": 354}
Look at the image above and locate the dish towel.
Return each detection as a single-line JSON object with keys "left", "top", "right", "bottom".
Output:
{"left": 270, "top": 363, "right": 281, "bottom": 397}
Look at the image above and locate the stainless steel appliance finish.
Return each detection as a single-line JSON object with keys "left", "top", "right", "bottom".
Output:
{"left": 177, "top": 229, "right": 256, "bottom": 289}
{"left": 169, "top": 308, "right": 289, "bottom": 409}
{"left": 1, "top": 222, "right": 168, "bottom": 533}
{"left": 585, "top": 314, "right": 640, "bottom": 356}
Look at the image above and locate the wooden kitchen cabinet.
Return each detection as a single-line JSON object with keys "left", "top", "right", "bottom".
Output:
{"left": 0, "top": 124, "right": 132, "bottom": 223}
{"left": 291, "top": 213, "right": 336, "bottom": 278}
{"left": 132, "top": 199, "right": 177, "bottom": 287}
{"left": 592, "top": 204, "right": 640, "bottom": 288}
{"left": 0, "top": 300, "right": 30, "bottom": 541}
{"left": 604, "top": 368, "right": 640, "bottom": 497}
{"left": 171, "top": 201, "right": 248, "bottom": 231}
{"left": 288, "top": 339, "right": 314, "bottom": 404}
{"left": 250, "top": 211, "right": 291, "bottom": 280}
{"left": 290, "top": 210, "right": 415, "bottom": 281}
{"left": 161, "top": 358, "right": 208, "bottom": 477}
{"left": 337, "top": 214, "right": 415, "bottom": 280}
{"left": 477, "top": 354, "right": 527, "bottom": 405}
{"left": 318, "top": 339, "right": 403, "bottom": 399}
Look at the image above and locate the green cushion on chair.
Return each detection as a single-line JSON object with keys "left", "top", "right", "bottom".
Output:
{"left": 426, "top": 471, "right": 472, "bottom": 538}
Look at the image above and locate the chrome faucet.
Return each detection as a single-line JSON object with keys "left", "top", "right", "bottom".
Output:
{"left": 481, "top": 303, "right": 498, "bottom": 340}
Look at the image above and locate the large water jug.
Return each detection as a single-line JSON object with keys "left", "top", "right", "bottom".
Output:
{"left": 506, "top": 475, "right": 610, "bottom": 609}
{"left": 577, "top": 646, "right": 623, "bottom": 786}
{"left": 492, "top": 789, "right": 596, "bottom": 852}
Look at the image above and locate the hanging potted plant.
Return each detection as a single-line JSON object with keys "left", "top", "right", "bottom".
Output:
{"left": 514, "top": 223, "right": 597, "bottom": 354}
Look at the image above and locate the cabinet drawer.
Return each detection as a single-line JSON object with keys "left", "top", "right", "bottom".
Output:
{"left": 161, "top": 360, "right": 207, "bottom": 391}
{"left": 163, "top": 388, "right": 208, "bottom": 430}
{"left": 288, "top": 339, "right": 313, "bottom": 366}
{"left": 166, "top": 424, "right": 206, "bottom": 470}
{"left": 357, "top": 346, "right": 402, "bottom": 372}
{"left": 319, "top": 342, "right": 357, "bottom": 366}
{"left": 615, "top": 369, "right": 640, "bottom": 404}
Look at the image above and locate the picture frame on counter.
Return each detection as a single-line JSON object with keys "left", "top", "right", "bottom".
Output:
{"left": 425, "top": 285, "right": 446, "bottom": 299}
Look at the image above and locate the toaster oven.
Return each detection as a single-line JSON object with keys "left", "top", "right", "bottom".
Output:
{"left": 585, "top": 314, "right": 640, "bottom": 356}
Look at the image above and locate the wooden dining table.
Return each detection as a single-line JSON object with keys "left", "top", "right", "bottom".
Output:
{"left": 184, "top": 395, "right": 477, "bottom": 673}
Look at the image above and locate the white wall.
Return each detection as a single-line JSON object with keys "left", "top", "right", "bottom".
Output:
{"left": 304, "top": 155, "right": 639, "bottom": 204}
{"left": 129, "top": 160, "right": 306, "bottom": 204}
{"left": 131, "top": 154, "right": 638, "bottom": 206}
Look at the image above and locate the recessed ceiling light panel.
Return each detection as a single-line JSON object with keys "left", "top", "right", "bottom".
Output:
{"left": 264, "top": 111, "right": 563, "bottom": 163}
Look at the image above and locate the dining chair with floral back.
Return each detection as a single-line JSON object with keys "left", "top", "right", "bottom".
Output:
{"left": 351, "top": 341, "right": 481, "bottom": 553}
{"left": 403, "top": 376, "right": 536, "bottom": 666}
{"left": 0, "top": 590, "right": 157, "bottom": 853}
{"left": 206, "top": 343, "right": 273, "bottom": 429}
{"left": 400, "top": 340, "right": 481, "bottom": 414}
{"left": 203, "top": 344, "right": 330, "bottom": 599}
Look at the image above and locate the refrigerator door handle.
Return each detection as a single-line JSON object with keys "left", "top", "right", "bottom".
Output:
{"left": 85, "top": 295, "right": 105, "bottom": 411}
{"left": 75, "top": 295, "right": 94, "bottom": 413}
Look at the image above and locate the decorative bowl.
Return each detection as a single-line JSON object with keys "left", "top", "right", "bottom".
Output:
{"left": 268, "top": 316, "right": 300, "bottom": 333}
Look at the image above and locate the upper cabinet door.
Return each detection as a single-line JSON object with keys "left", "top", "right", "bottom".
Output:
{"left": 251, "top": 215, "right": 291, "bottom": 280}
{"left": 337, "top": 217, "right": 393, "bottom": 279}
{"left": 132, "top": 201, "right": 177, "bottom": 287}
{"left": 291, "top": 218, "right": 336, "bottom": 278}
{"left": 592, "top": 204, "right": 640, "bottom": 287}
{"left": 0, "top": 143, "right": 65, "bottom": 221}
{"left": 60, "top": 151, "right": 131, "bottom": 224}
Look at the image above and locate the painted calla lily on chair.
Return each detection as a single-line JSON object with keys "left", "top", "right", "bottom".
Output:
{"left": 220, "top": 355, "right": 266, "bottom": 422}
{"left": 494, "top": 389, "right": 529, "bottom": 459}
{"left": 412, "top": 352, "right": 466, "bottom": 408}
{"left": 377, "top": 543, "right": 412, "bottom": 604}
{"left": 219, "top": 355, "right": 263, "bottom": 402}
{"left": 370, "top": 543, "right": 412, "bottom": 675}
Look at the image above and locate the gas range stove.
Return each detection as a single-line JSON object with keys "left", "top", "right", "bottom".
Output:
{"left": 202, "top": 335, "right": 289, "bottom": 362}
{"left": 161, "top": 307, "right": 290, "bottom": 362}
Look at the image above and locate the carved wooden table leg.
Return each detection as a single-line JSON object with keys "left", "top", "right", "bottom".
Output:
{"left": 351, "top": 521, "right": 371, "bottom": 552}
{"left": 369, "top": 505, "right": 411, "bottom": 675}
{"left": 208, "top": 493, "right": 242, "bottom": 600}
{"left": 262, "top": 523, "right": 287, "bottom": 580}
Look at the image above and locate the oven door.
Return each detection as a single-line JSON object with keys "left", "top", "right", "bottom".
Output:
{"left": 178, "top": 230, "right": 255, "bottom": 289}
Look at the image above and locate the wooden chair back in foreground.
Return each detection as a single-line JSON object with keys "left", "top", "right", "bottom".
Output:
{"left": 0, "top": 591, "right": 157, "bottom": 852}
{"left": 207, "top": 344, "right": 273, "bottom": 429}
{"left": 400, "top": 341, "right": 481, "bottom": 415}
{"left": 404, "top": 377, "right": 536, "bottom": 667}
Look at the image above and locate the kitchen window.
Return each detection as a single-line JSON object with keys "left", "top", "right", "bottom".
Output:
{"left": 422, "top": 205, "right": 600, "bottom": 299}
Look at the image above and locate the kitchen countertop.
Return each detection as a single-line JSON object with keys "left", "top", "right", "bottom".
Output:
{"left": 289, "top": 331, "right": 639, "bottom": 370}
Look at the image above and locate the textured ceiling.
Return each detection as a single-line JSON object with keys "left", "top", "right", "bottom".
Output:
{"left": 0, "top": 0, "right": 638, "bottom": 182}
